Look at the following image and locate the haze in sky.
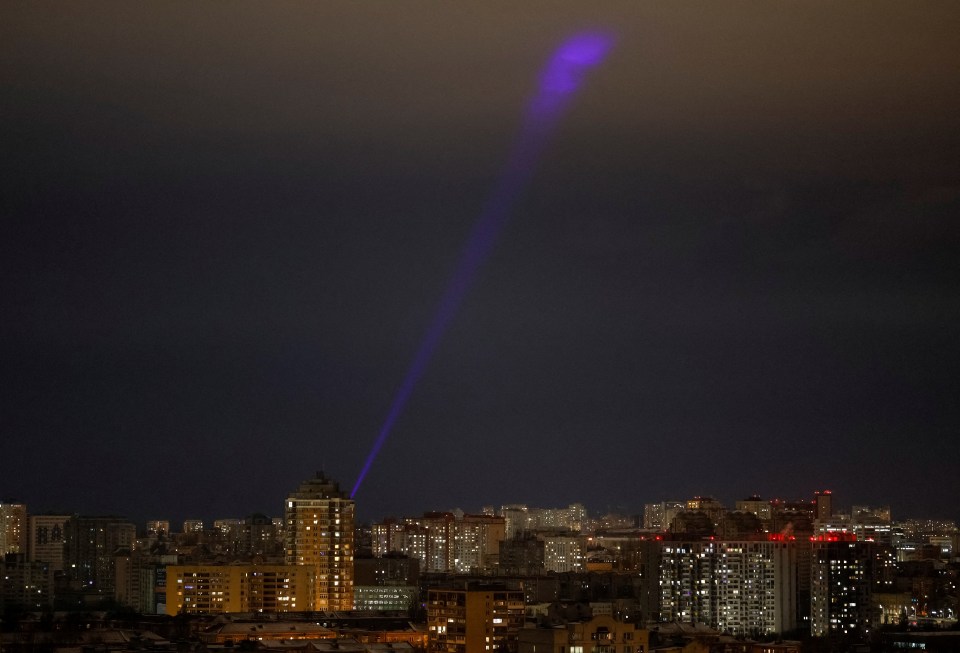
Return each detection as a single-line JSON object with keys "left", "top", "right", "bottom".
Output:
{"left": 1, "top": 2, "right": 958, "bottom": 524}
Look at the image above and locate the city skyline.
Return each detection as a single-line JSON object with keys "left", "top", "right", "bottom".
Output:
{"left": 2, "top": 3, "right": 959, "bottom": 525}
{"left": 4, "top": 485, "right": 956, "bottom": 532}
{"left": 3, "top": 467, "right": 957, "bottom": 653}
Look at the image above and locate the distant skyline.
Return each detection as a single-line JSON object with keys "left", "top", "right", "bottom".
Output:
{"left": 3, "top": 486, "right": 952, "bottom": 530}
{"left": 2, "top": 2, "right": 959, "bottom": 525}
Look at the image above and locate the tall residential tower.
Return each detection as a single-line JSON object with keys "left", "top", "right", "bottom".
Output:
{"left": 285, "top": 473, "right": 355, "bottom": 611}
{"left": 0, "top": 503, "right": 27, "bottom": 555}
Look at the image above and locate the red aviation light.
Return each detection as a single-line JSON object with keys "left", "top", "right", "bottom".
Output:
{"left": 767, "top": 533, "right": 796, "bottom": 542}
{"left": 811, "top": 532, "right": 857, "bottom": 542}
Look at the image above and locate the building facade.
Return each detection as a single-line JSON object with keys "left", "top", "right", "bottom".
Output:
{"left": 0, "top": 502, "right": 28, "bottom": 555}
{"left": 353, "top": 554, "right": 419, "bottom": 612}
{"left": 145, "top": 520, "right": 170, "bottom": 536}
{"left": 285, "top": 473, "right": 355, "bottom": 611}
{"left": 372, "top": 518, "right": 429, "bottom": 564}
{"left": 374, "top": 513, "right": 503, "bottom": 573}
{"left": 182, "top": 520, "right": 204, "bottom": 533}
{"left": 811, "top": 537, "right": 874, "bottom": 637}
{"left": 814, "top": 491, "right": 833, "bottom": 523}
{"left": 166, "top": 563, "right": 315, "bottom": 614}
{"left": 643, "top": 501, "right": 686, "bottom": 531}
{"left": 1, "top": 553, "right": 53, "bottom": 610}
{"left": 28, "top": 513, "right": 70, "bottom": 571}
{"left": 518, "top": 614, "right": 649, "bottom": 653}
{"left": 63, "top": 515, "right": 137, "bottom": 596}
{"left": 427, "top": 582, "right": 525, "bottom": 653}
{"left": 454, "top": 514, "right": 506, "bottom": 573}
{"left": 660, "top": 537, "right": 798, "bottom": 636}
{"left": 543, "top": 535, "right": 585, "bottom": 573}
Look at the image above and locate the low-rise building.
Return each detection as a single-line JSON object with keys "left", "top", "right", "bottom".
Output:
{"left": 518, "top": 614, "right": 649, "bottom": 653}
{"left": 166, "top": 563, "right": 314, "bottom": 614}
{"left": 428, "top": 581, "right": 524, "bottom": 653}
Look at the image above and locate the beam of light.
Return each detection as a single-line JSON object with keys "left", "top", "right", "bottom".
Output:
{"left": 351, "top": 31, "right": 615, "bottom": 499}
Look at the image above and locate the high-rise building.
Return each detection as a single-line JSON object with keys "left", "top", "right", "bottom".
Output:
{"left": 500, "top": 503, "right": 587, "bottom": 536}
{"left": 374, "top": 513, "right": 503, "bottom": 573}
{"left": 285, "top": 473, "right": 354, "bottom": 611}
{"left": 811, "top": 536, "right": 874, "bottom": 637}
{"left": 499, "top": 532, "right": 546, "bottom": 574}
{"left": 851, "top": 505, "right": 892, "bottom": 524}
{"left": 240, "top": 513, "right": 283, "bottom": 556}
{"left": 636, "top": 537, "right": 662, "bottom": 623}
{"left": 420, "top": 512, "right": 457, "bottom": 572}
{"left": 643, "top": 501, "right": 685, "bottom": 531}
{"left": 817, "top": 515, "right": 895, "bottom": 547}
{"left": 372, "top": 519, "right": 399, "bottom": 557}
{"left": 500, "top": 505, "right": 530, "bottom": 539}
{"left": 427, "top": 581, "right": 524, "bottom": 653}
{"left": 28, "top": 514, "right": 70, "bottom": 571}
{"left": 528, "top": 504, "right": 587, "bottom": 532}
{"left": 182, "top": 520, "right": 204, "bottom": 533}
{"left": 0, "top": 502, "right": 28, "bottom": 555}
{"left": 736, "top": 495, "right": 773, "bottom": 521}
{"left": 542, "top": 535, "right": 584, "bottom": 573}
{"left": 660, "top": 540, "right": 718, "bottom": 626}
{"left": 685, "top": 496, "right": 727, "bottom": 528}
{"left": 660, "top": 537, "right": 798, "bottom": 636}
{"left": 213, "top": 518, "right": 243, "bottom": 533}
{"left": 454, "top": 514, "right": 505, "bottom": 573}
{"left": 714, "top": 540, "right": 797, "bottom": 635}
{"left": 643, "top": 503, "right": 664, "bottom": 530}
{"left": 145, "top": 520, "right": 170, "bottom": 536}
{"left": 770, "top": 499, "right": 815, "bottom": 535}
{"left": 114, "top": 549, "right": 169, "bottom": 614}
{"left": 63, "top": 515, "right": 137, "bottom": 596}
{"left": 372, "top": 518, "right": 429, "bottom": 565}
{"left": 212, "top": 518, "right": 244, "bottom": 554}
{"left": 115, "top": 548, "right": 184, "bottom": 615}
{"left": 814, "top": 490, "right": 833, "bottom": 523}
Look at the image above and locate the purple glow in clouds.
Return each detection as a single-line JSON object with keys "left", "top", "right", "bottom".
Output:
{"left": 350, "top": 31, "right": 615, "bottom": 499}
{"left": 531, "top": 32, "right": 616, "bottom": 114}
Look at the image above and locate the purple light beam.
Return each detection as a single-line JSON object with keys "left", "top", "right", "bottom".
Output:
{"left": 351, "top": 31, "right": 615, "bottom": 499}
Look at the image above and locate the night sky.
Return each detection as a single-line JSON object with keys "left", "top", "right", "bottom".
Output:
{"left": 2, "top": 2, "right": 959, "bottom": 526}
